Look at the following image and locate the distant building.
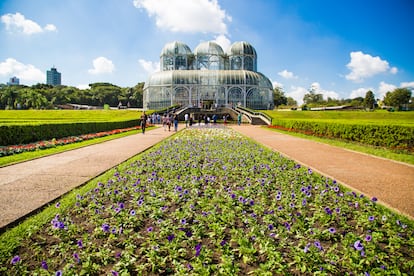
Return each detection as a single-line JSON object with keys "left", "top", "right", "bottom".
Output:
{"left": 7, "top": 76, "right": 20, "bottom": 86}
{"left": 46, "top": 67, "right": 61, "bottom": 86}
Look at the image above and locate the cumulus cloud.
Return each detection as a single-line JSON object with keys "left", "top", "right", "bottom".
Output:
{"left": 345, "top": 51, "right": 396, "bottom": 82}
{"left": 1, "top": 12, "right": 57, "bottom": 35}
{"left": 349, "top": 87, "right": 374, "bottom": 99}
{"left": 377, "top": 81, "right": 397, "bottom": 99}
{"left": 76, "top": 84, "right": 90, "bottom": 90}
{"left": 310, "top": 82, "right": 340, "bottom": 100}
{"left": 133, "top": 0, "right": 231, "bottom": 34}
{"left": 213, "top": 34, "right": 231, "bottom": 52}
{"left": 0, "top": 58, "right": 45, "bottom": 84}
{"left": 286, "top": 86, "right": 308, "bottom": 105}
{"left": 401, "top": 81, "right": 414, "bottom": 89}
{"left": 278, "top": 69, "right": 297, "bottom": 79}
{"left": 138, "top": 59, "right": 160, "bottom": 75}
{"left": 88, "top": 57, "right": 115, "bottom": 75}
{"left": 271, "top": 81, "right": 283, "bottom": 90}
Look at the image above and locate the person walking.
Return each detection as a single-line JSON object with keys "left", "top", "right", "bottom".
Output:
{"left": 184, "top": 113, "right": 189, "bottom": 127}
{"left": 140, "top": 112, "right": 148, "bottom": 134}
{"left": 237, "top": 113, "right": 242, "bottom": 125}
{"left": 173, "top": 114, "right": 179, "bottom": 131}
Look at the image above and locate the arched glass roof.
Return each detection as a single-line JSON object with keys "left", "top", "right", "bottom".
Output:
{"left": 227, "top": 41, "right": 257, "bottom": 57}
{"left": 160, "top": 41, "right": 193, "bottom": 56}
{"left": 144, "top": 70, "right": 273, "bottom": 88}
{"left": 194, "top": 41, "right": 224, "bottom": 56}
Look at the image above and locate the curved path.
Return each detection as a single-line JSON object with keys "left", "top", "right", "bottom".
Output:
{"left": 231, "top": 125, "right": 414, "bottom": 219}
{"left": 0, "top": 124, "right": 413, "bottom": 230}
{"left": 0, "top": 126, "right": 181, "bottom": 229}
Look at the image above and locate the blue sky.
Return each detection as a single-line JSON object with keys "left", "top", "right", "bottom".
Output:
{"left": 1, "top": 0, "right": 413, "bottom": 104}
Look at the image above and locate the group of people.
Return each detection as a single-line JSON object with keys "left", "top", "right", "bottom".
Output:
{"left": 140, "top": 111, "right": 243, "bottom": 134}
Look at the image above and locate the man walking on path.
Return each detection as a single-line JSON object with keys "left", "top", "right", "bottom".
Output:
{"left": 141, "top": 112, "right": 147, "bottom": 134}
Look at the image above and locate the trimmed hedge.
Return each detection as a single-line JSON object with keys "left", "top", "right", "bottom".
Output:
{"left": 0, "top": 119, "right": 140, "bottom": 146}
{"left": 269, "top": 120, "right": 414, "bottom": 151}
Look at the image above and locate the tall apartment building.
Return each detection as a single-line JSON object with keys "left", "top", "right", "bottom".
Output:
{"left": 46, "top": 67, "right": 61, "bottom": 86}
{"left": 7, "top": 76, "right": 20, "bottom": 86}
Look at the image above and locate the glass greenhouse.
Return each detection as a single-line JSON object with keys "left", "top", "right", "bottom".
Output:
{"left": 143, "top": 41, "right": 274, "bottom": 110}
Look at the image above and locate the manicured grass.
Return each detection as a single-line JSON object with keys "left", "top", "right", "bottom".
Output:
{"left": 0, "top": 110, "right": 144, "bottom": 125}
{"left": 264, "top": 110, "right": 414, "bottom": 126}
{"left": 264, "top": 126, "right": 414, "bottom": 165}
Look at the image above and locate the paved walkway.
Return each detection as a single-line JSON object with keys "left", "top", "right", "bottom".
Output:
{"left": 0, "top": 126, "right": 181, "bottom": 229}
{"left": 1, "top": 124, "right": 413, "bottom": 229}
{"left": 230, "top": 125, "right": 414, "bottom": 219}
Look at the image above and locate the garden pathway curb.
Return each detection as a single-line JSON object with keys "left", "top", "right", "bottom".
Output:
{"left": 0, "top": 126, "right": 182, "bottom": 229}
{"left": 230, "top": 125, "right": 414, "bottom": 220}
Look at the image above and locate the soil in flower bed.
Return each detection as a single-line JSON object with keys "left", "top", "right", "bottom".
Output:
{"left": 4, "top": 127, "right": 414, "bottom": 275}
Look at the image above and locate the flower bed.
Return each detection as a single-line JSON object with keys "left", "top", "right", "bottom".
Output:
{"left": 4, "top": 127, "right": 414, "bottom": 275}
{"left": 0, "top": 126, "right": 142, "bottom": 157}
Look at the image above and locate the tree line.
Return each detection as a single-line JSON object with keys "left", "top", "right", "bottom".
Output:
{"left": 0, "top": 82, "right": 144, "bottom": 110}
{"left": 273, "top": 86, "right": 413, "bottom": 111}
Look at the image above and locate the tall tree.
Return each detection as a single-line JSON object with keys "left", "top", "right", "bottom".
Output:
{"left": 273, "top": 86, "right": 287, "bottom": 108}
{"left": 364, "top": 90, "right": 376, "bottom": 109}
{"left": 384, "top": 88, "right": 412, "bottom": 110}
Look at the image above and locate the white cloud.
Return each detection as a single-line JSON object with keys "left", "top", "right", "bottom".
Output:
{"left": 0, "top": 58, "right": 45, "bottom": 84}
{"left": 88, "top": 57, "right": 115, "bottom": 75}
{"left": 286, "top": 86, "right": 308, "bottom": 105}
{"left": 310, "top": 82, "right": 340, "bottom": 100}
{"left": 213, "top": 34, "right": 231, "bottom": 52}
{"left": 378, "top": 81, "right": 397, "bottom": 99}
{"left": 345, "top": 51, "right": 395, "bottom": 82}
{"left": 138, "top": 59, "right": 160, "bottom": 75}
{"left": 278, "top": 69, "right": 297, "bottom": 79}
{"left": 1, "top": 12, "right": 57, "bottom": 35}
{"left": 271, "top": 81, "right": 283, "bottom": 90}
{"left": 133, "top": 0, "right": 231, "bottom": 34}
{"left": 349, "top": 87, "right": 374, "bottom": 99}
{"left": 401, "top": 81, "right": 414, "bottom": 89}
{"left": 76, "top": 84, "right": 90, "bottom": 90}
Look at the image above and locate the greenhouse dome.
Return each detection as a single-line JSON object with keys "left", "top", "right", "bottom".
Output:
{"left": 144, "top": 41, "right": 273, "bottom": 110}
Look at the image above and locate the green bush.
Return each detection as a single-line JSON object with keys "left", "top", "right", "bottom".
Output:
{"left": 0, "top": 120, "right": 140, "bottom": 146}
{"left": 270, "top": 120, "right": 413, "bottom": 151}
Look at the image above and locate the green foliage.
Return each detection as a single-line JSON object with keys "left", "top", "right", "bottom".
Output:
{"left": 273, "top": 86, "right": 287, "bottom": 107}
{"left": 0, "top": 82, "right": 145, "bottom": 109}
{"left": 264, "top": 110, "right": 414, "bottom": 151}
{"left": 0, "top": 110, "right": 143, "bottom": 146}
{"left": 383, "top": 88, "right": 412, "bottom": 110}
{"left": 364, "top": 90, "right": 376, "bottom": 109}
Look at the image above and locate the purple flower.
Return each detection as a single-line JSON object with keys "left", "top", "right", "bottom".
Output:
{"left": 365, "top": 235, "right": 372, "bottom": 242}
{"left": 77, "top": 239, "right": 83, "bottom": 248}
{"left": 314, "top": 241, "right": 323, "bottom": 251}
{"left": 249, "top": 200, "right": 255, "bottom": 206}
{"left": 304, "top": 243, "right": 310, "bottom": 253}
{"left": 55, "top": 202, "right": 60, "bottom": 208}
{"left": 220, "top": 239, "right": 227, "bottom": 246}
{"left": 41, "top": 260, "right": 48, "bottom": 269}
{"left": 130, "top": 210, "right": 136, "bottom": 216}
{"left": 369, "top": 216, "right": 375, "bottom": 222}
{"left": 56, "top": 271, "right": 62, "bottom": 276}
{"left": 371, "top": 197, "right": 378, "bottom": 202}
{"left": 324, "top": 207, "right": 332, "bottom": 215}
{"left": 73, "top": 253, "right": 80, "bottom": 263}
{"left": 268, "top": 224, "right": 274, "bottom": 231}
{"left": 167, "top": 234, "right": 175, "bottom": 242}
{"left": 111, "top": 270, "right": 119, "bottom": 276}
{"left": 328, "top": 227, "right": 336, "bottom": 234}
{"left": 354, "top": 240, "right": 364, "bottom": 251}
{"left": 11, "top": 255, "right": 21, "bottom": 265}
{"left": 102, "top": 223, "right": 110, "bottom": 232}
{"left": 276, "top": 194, "right": 282, "bottom": 201}
{"left": 181, "top": 218, "right": 187, "bottom": 225}
{"left": 186, "top": 263, "right": 193, "bottom": 270}
{"left": 195, "top": 243, "right": 202, "bottom": 257}
{"left": 147, "top": 226, "right": 153, "bottom": 232}
{"left": 118, "top": 202, "right": 125, "bottom": 209}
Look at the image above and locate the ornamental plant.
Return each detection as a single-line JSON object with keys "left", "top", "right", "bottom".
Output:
{"left": 2, "top": 127, "right": 413, "bottom": 275}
